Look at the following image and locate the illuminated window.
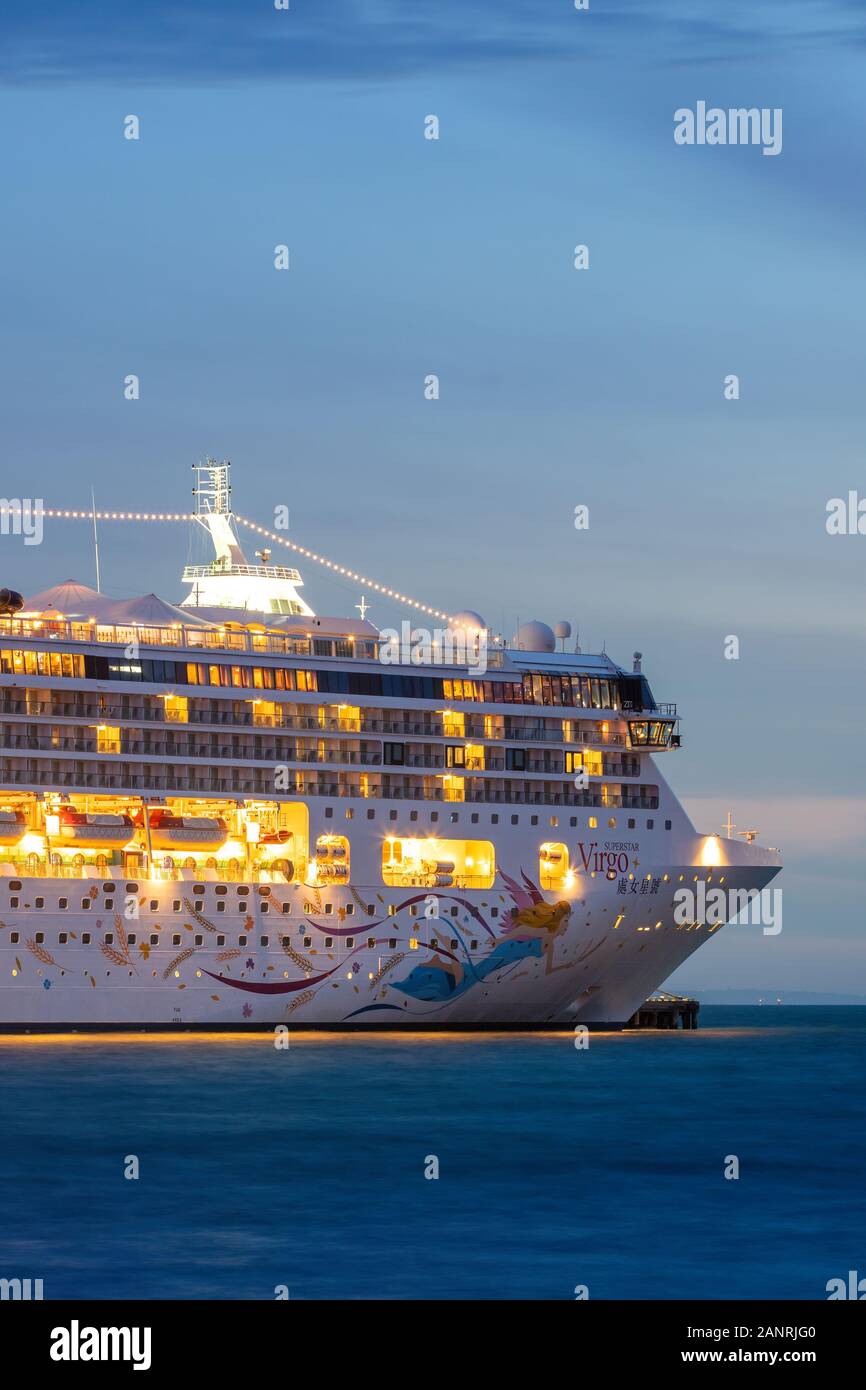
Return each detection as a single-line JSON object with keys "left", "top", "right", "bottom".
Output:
{"left": 382, "top": 836, "right": 495, "bottom": 889}
{"left": 163, "top": 695, "right": 188, "bottom": 723}
{"left": 96, "top": 725, "right": 121, "bottom": 754}
{"left": 441, "top": 775, "right": 465, "bottom": 803}
{"left": 539, "top": 843, "right": 572, "bottom": 891}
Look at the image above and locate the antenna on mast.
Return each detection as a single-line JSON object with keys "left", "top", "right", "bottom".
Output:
{"left": 91, "top": 485, "right": 101, "bottom": 593}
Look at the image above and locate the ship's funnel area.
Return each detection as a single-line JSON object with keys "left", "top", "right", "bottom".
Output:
{"left": 181, "top": 458, "right": 313, "bottom": 618}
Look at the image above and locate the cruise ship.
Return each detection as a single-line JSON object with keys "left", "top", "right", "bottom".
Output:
{"left": 0, "top": 462, "right": 781, "bottom": 1029}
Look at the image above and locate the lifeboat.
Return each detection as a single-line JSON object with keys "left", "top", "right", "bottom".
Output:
{"left": 58, "top": 807, "right": 135, "bottom": 847}
{"left": 261, "top": 828, "right": 292, "bottom": 846}
{"left": 0, "top": 809, "right": 27, "bottom": 845}
{"left": 137, "top": 810, "right": 228, "bottom": 852}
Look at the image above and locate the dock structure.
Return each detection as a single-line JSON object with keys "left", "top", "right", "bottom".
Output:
{"left": 626, "top": 993, "right": 699, "bottom": 1030}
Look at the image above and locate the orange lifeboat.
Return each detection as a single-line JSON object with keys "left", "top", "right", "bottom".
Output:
{"left": 137, "top": 810, "right": 228, "bottom": 852}
{"left": 58, "top": 807, "right": 135, "bottom": 847}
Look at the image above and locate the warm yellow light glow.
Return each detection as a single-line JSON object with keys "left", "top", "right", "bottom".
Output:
{"left": 19, "top": 832, "right": 46, "bottom": 855}
{"left": 45, "top": 814, "right": 60, "bottom": 837}
{"left": 701, "top": 836, "right": 722, "bottom": 866}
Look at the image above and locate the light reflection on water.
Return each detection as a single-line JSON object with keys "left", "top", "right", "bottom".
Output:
{"left": 0, "top": 1006, "right": 863, "bottom": 1300}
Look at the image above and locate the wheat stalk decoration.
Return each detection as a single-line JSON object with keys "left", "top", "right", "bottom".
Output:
{"left": 279, "top": 937, "right": 314, "bottom": 973}
{"left": 183, "top": 897, "right": 219, "bottom": 932}
{"left": 26, "top": 938, "right": 59, "bottom": 968}
{"left": 163, "top": 947, "right": 196, "bottom": 980}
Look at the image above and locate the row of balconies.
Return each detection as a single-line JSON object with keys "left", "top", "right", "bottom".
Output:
{"left": 0, "top": 760, "right": 659, "bottom": 807}
{"left": 0, "top": 734, "right": 640, "bottom": 779}
{"left": 1, "top": 698, "right": 630, "bottom": 749}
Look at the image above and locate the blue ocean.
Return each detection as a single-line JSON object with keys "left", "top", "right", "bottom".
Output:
{"left": 1, "top": 1007, "right": 864, "bottom": 1300}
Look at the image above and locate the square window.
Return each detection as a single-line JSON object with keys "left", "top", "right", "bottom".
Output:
{"left": 59, "top": 897, "right": 68, "bottom": 910}
{"left": 410, "top": 810, "right": 418, "bottom": 822}
{"left": 150, "top": 935, "right": 159, "bottom": 946}
{"left": 324, "top": 903, "right": 333, "bottom": 915}
{"left": 127, "top": 934, "right": 137, "bottom": 945}
{"left": 491, "top": 814, "right": 499, "bottom": 825}
{"left": 194, "top": 935, "right": 203, "bottom": 946}
{"left": 239, "top": 935, "right": 247, "bottom": 946}
{"left": 511, "top": 815, "right": 519, "bottom": 825}
{"left": 324, "top": 937, "right": 333, "bottom": 948}
{"left": 450, "top": 906, "right": 458, "bottom": 918}
{"left": 59, "top": 932, "right": 68, "bottom": 944}
{"left": 35, "top": 897, "right": 44, "bottom": 909}
{"left": 260, "top": 936, "right": 269, "bottom": 947}
{"left": 150, "top": 899, "right": 158, "bottom": 911}
{"left": 471, "top": 812, "right": 479, "bottom": 823}
{"left": 81, "top": 898, "right": 91, "bottom": 911}
{"left": 570, "top": 816, "right": 577, "bottom": 827}
{"left": 217, "top": 901, "right": 225, "bottom": 912}
{"left": 35, "top": 931, "right": 44, "bottom": 943}
{"left": 81, "top": 933, "right": 90, "bottom": 945}
{"left": 530, "top": 816, "right": 538, "bottom": 827}
{"left": 345, "top": 808, "right": 354, "bottom": 820}
{"left": 217, "top": 935, "right": 225, "bottom": 946}
{"left": 646, "top": 819, "right": 654, "bottom": 830}
{"left": 10, "top": 931, "right": 19, "bottom": 944}
{"left": 492, "top": 908, "right": 498, "bottom": 918}
{"left": 628, "top": 818, "right": 635, "bottom": 829}
{"left": 346, "top": 937, "right": 354, "bottom": 949}
{"left": 431, "top": 811, "right": 438, "bottom": 822}
{"left": 389, "top": 938, "right": 397, "bottom": 949}
{"left": 345, "top": 903, "right": 354, "bottom": 915}
{"left": 367, "top": 937, "right": 375, "bottom": 949}
{"left": 10, "top": 896, "right": 19, "bottom": 908}
{"left": 173, "top": 901, "right": 181, "bottom": 912}
{"left": 450, "top": 812, "right": 458, "bottom": 822}
{"left": 665, "top": 819, "right": 672, "bottom": 830}
{"left": 389, "top": 809, "right": 397, "bottom": 821}
{"left": 470, "top": 939, "right": 478, "bottom": 950}
{"left": 367, "top": 809, "right": 375, "bottom": 819}
{"left": 172, "top": 934, "right": 182, "bottom": 946}
{"left": 103, "top": 934, "right": 113, "bottom": 945}
{"left": 325, "top": 807, "right": 333, "bottom": 819}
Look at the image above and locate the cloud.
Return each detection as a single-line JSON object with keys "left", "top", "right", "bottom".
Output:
{"left": 2, "top": 0, "right": 865, "bottom": 87}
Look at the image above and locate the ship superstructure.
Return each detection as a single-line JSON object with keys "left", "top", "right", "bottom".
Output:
{"left": 0, "top": 464, "right": 781, "bottom": 1028}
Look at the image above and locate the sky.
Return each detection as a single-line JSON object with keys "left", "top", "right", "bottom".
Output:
{"left": 0, "top": 0, "right": 863, "bottom": 991}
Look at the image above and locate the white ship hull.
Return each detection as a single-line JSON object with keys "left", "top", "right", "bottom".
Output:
{"left": 0, "top": 820, "right": 781, "bottom": 1030}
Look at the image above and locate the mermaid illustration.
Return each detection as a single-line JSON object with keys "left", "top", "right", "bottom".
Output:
{"left": 389, "top": 868, "right": 574, "bottom": 1004}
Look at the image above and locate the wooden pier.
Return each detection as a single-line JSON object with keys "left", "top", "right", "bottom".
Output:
{"left": 626, "top": 993, "right": 699, "bottom": 1030}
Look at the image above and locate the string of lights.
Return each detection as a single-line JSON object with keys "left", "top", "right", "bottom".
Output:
{"left": 234, "top": 515, "right": 450, "bottom": 621}
{"left": 0, "top": 505, "right": 452, "bottom": 621}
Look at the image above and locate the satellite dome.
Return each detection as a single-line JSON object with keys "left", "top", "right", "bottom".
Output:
{"left": 512, "top": 620, "right": 556, "bottom": 653}
{"left": 449, "top": 610, "right": 486, "bottom": 634}
{"left": 554, "top": 620, "right": 572, "bottom": 641}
